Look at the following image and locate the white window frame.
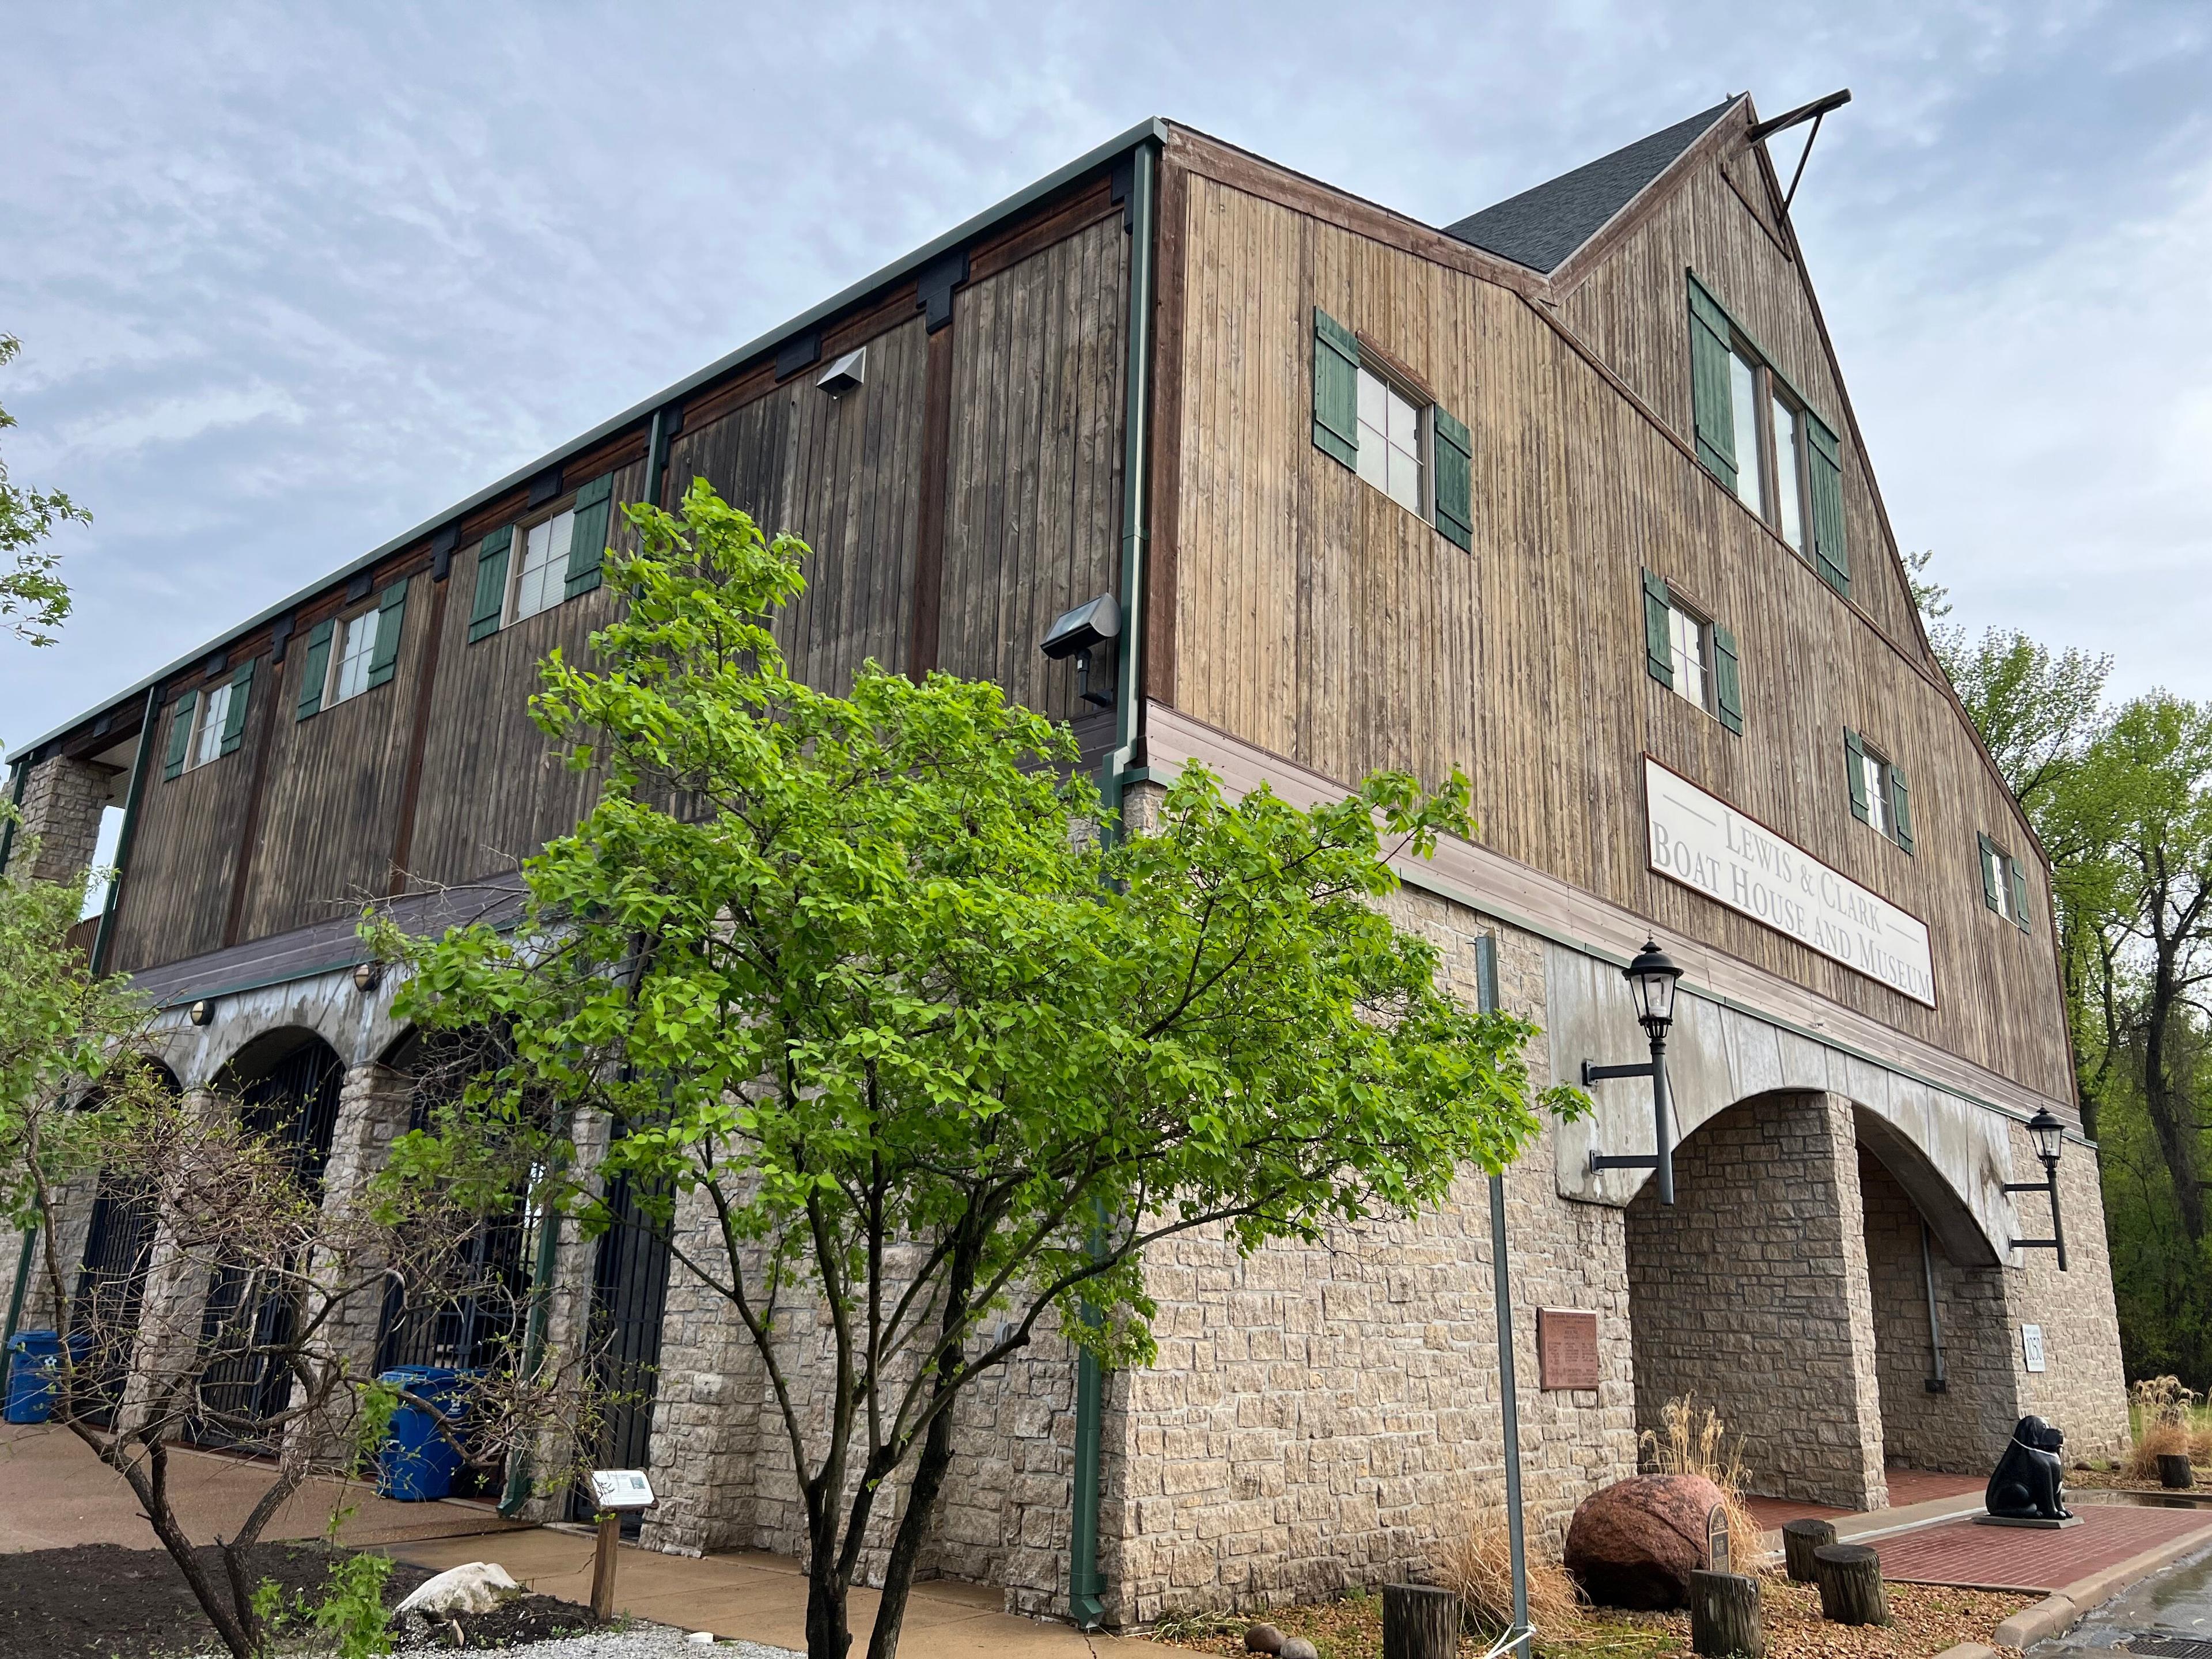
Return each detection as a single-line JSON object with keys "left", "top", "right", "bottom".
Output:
{"left": 327, "top": 607, "right": 381, "bottom": 709}
{"left": 1664, "top": 597, "right": 1714, "bottom": 715}
{"left": 1860, "top": 741, "right": 1895, "bottom": 841}
{"left": 1984, "top": 838, "right": 2025, "bottom": 923}
{"left": 185, "top": 681, "right": 233, "bottom": 772}
{"left": 1352, "top": 358, "right": 1430, "bottom": 523}
{"left": 507, "top": 505, "right": 577, "bottom": 626}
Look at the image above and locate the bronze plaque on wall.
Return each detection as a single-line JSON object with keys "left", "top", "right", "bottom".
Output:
{"left": 1537, "top": 1308, "right": 1600, "bottom": 1391}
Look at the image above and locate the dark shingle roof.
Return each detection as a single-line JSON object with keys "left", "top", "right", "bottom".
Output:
{"left": 1442, "top": 97, "right": 1740, "bottom": 273}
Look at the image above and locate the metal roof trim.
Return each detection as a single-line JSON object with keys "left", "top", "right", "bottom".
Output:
{"left": 11, "top": 116, "right": 1173, "bottom": 764}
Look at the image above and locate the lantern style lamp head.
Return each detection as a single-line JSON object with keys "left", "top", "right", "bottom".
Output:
{"left": 2026, "top": 1107, "right": 2066, "bottom": 1169}
{"left": 1624, "top": 938, "right": 1683, "bottom": 1037}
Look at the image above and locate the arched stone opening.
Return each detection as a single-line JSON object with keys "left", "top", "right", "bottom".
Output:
{"left": 68, "top": 1058, "right": 184, "bottom": 1423}
{"left": 1624, "top": 1089, "right": 1887, "bottom": 1512}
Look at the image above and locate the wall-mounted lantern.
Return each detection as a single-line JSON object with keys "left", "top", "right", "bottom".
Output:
{"left": 816, "top": 347, "right": 866, "bottom": 396}
{"left": 2005, "top": 1106, "right": 2069, "bottom": 1271}
{"left": 352, "top": 960, "right": 384, "bottom": 994}
{"left": 1585, "top": 937, "right": 1685, "bottom": 1205}
{"left": 188, "top": 999, "right": 214, "bottom": 1027}
{"left": 1040, "top": 593, "right": 1121, "bottom": 710}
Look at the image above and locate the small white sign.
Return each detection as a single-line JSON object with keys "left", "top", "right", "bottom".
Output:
{"left": 1644, "top": 759, "right": 1937, "bottom": 1006}
{"left": 2021, "top": 1324, "right": 2047, "bottom": 1373}
{"left": 591, "top": 1468, "right": 656, "bottom": 1510}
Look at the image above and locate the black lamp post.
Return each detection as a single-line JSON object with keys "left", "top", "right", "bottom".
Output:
{"left": 2005, "top": 1106, "right": 2069, "bottom": 1272}
{"left": 1585, "top": 938, "right": 1685, "bottom": 1206}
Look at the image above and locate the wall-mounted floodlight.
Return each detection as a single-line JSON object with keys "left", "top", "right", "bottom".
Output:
{"left": 1040, "top": 594, "right": 1120, "bottom": 710}
{"left": 817, "top": 348, "right": 866, "bottom": 396}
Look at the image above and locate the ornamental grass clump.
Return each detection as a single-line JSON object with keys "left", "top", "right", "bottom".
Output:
{"left": 1433, "top": 1511, "right": 1580, "bottom": 1637}
{"left": 2126, "top": 1375, "right": 2200, "bottom": 1482}
{"left": 1641, "top": 1394, "right": 1765, "bottom": 1571}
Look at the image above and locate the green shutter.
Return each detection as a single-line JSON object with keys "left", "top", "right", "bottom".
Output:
{"left": 219, "top": 660, "right": 255, "bottom": 755}
{"left": 296, "top": 619, "right": 335, "bottom": 720}
{"left": 366, "top": 579, "right": 408, "bottom": 688}
{"left": 1312, "top": 308, "right": 1359, "bottom": 469}
{"left": 1978, "top": 834, "right": 2002, "bottom": 911}
{"left": 564, "top": 474, "right": 615, "bottom": 599}
{"left": 1687, "top": 275, "right": 1737, "bottom": 490}
{"left": 1844, "top": 728, "right": 1869, "bottom": 823}
{"left": 1432, "top": 409, "right": 1473, "bottom": 551}
{"left": 1805, "top": 411, "right": 1849, "bottom": 597}
{"left": 1713, "top": 624, "right": 1743, "bottom": 735}
{"left": 1642, "top": 570, "right": 1673, "bottom": 688}
{"left": 1889, "top": 763, "right": 1914, "bottom": 854}
{"left": 161, "top": 691, "right": 197, "bottom": 780}
{"left": 2011, "top": 860, "right": 2032, "bottom": 931}
{"left": 468, "top": 526, "right": 513, "bottom": 643}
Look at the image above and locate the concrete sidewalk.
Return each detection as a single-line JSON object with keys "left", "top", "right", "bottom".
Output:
{"left": 388, "top": 1529, "right": 1178, "bottom": 1659}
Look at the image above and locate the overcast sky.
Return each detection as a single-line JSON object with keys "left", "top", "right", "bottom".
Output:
{"left": 4, "top": 1, "right": 2207, "bottom": 753}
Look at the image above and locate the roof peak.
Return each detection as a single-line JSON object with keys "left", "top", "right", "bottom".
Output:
{"left": 1442, "top": 96, "right": 1742, "bottom": 274}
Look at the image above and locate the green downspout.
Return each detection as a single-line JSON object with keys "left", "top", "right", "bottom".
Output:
{"left": 1073, "top": 135, "right": 1157, "bottom": 1634}
{"left": 498, "top": 1165, "right": 567, "bottom": 1516}
{"left": 2, "top": 759, "right": 30, "bottom": 1342}
{"left": 90, "top": 685, "right": 161, "bottom": 978}
{"left": 0, "top": 756, "right": 28, "bottom": 876}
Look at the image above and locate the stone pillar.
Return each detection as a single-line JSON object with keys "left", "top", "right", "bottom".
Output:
{"left": 2003, "top": 1128, "right": 2131, "bottom": 1462}
{"left": 13, "top": 753, "right": 116, "bottom": 887}
{"left": 117, "top": 1087, "right": 229, "bottom": 1438}
{"left": 641, "top": 1183, "right": 763, "bottom": 1556}
{"left": 306, "top": 1062, "right": 414, "bottom": 1388}
{"left": 1626, "top": 1090, "right": 1888, "bottom": 1512}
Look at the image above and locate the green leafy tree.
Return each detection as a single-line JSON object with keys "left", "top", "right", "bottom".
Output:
{"left": 0, "top": 334, "right": 87, "bottom": 652}
{"left": 378, "top": 481, "right": 1580, "bottom": 1659}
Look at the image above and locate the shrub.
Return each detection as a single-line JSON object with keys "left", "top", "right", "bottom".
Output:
{"left": 1433, "top": 1511, "right": 1580, "bottom": 1637}
{"left": 2126, "top": 1376, "right": 2201, "bottom": 1482}
{"left": 1641, "top": 1395, "right": 1765, "bottom": 1570}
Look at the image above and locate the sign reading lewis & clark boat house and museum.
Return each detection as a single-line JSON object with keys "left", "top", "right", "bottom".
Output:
{"left": 1644, "top": 759, "right": 1936, "bottom": 1007}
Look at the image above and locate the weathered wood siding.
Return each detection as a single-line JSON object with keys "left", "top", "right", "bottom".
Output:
{"left": 237, "top": 574, "right": 436, "bottom": 937}
{"left": 403, "top": 461, "right": 645, "bottom": 891}
{"left": 105, "top": 657, "right": 268, "bottom": 972}
{"left": 937, "top": 215, "right": 1127, "bottom": 722}
{"left": 1161, "top": 157, "right": 2071, "bottom": 1104}
{"left": 1556, "top": 133, "right": 1928, "bottom": 664}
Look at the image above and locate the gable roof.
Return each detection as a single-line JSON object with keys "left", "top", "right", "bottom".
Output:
{"left": 1442, "top": 97, "right": 1738, "bottom": 273}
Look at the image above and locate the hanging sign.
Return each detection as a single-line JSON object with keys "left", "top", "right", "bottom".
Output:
{"left": 1644, "top": 759, "right": 1937, "bottom": 1007}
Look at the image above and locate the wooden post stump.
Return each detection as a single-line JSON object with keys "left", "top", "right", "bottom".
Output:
{"left": 1689, "top": 1569, "right": 1763, "bottom": 1657}
{"left": 1811, "top": 1543, "right": 1887, "bottom": 1626}
{"left": 590, "top": 1511, "right": 620, "bottom": 1622}
{"left": 1382, "top": 1584, "right": 1459, "bottom": 1659}
{"left": 1781, "top": 1518, "right": 1835, "bottom": 1584}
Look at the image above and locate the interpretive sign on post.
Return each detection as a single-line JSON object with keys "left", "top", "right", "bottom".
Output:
{"left": 1645, "top": 758, "right": 1936, "bottom": 1007}
{"left": 1537, "top": 1308, "right": 1600, "bottom": 1391}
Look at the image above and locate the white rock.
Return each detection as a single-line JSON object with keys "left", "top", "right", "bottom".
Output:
{"left": 687, "top": 1635, "right": 717, "bottom": 1646}
{"left": 393, "top": 1560, "right": 524, "bottom": 1616}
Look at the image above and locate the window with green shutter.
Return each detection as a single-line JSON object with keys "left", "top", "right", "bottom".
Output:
{"left": 468, "top": 527, "right": 514, "bottom": 643}
{"left": 1978, "top": 832, "right": 2004, "bottom": 912}
{"left": 1687, "top": 277, "right": 1737, "bottom": 490}
{"left": 365, "top": 580, "right": 408, "bottom": 689}
{"left": 1643, "top": 570, "right": 1742, "bottom": 733}
{"left": 162, "top": 691, "right": 198, "bottom": 781}
{"left": 1847, "top": 728, "right": 1911, "bottom": 849}
{"left": 1713, "top": 626, "right": 1743, "bottom": 735}
{"left": 1642, "top": 570, "right": 1674, "bottom": 689}
{"left": 2010, "top": 860, "right": 2031, "bottom": 931}
{"left": 219, "top": 660, "right": 255, "bottom": 755}
{"left": 296, "top": 618, "right": 335, "bottom": 719}
{"left": 1312, "top": 308, "right": 1359, "bottom": 469}
{"left": 564, "top": 474, "right": 615, "bottom": 599}
{"left": 1432, "top": 412, "right": 1472, "bottom": 552}
{"left": 1888, "top": 763, "right": 1914, "bottom": 854}
{"left": 1806, "top": 411, "right": 1848, "bottom": 596}
{"left": 1844, "top": 728, "right": 1870, "bottom": 824}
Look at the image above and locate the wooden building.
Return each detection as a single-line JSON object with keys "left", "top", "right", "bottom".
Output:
{"left": 6, "top": 94, "right": 2127, "bottom": 1623}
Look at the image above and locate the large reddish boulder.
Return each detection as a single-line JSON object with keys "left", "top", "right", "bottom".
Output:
{"left": 1564, "top": 1474, "right": 1731, "bottom": 1610}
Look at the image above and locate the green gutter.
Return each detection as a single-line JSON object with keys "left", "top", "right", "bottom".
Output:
{"left": 89, "top": 685, "right": 160, "bottom": 978}
{"left": 0, "top": 757, "right": 27, "bottom": 875}
{"left": 1073, "top": 137, "right": 1158, "bottom": 1635}
{"left": 3, "top": 762, "right": 34, "bottom": 1340}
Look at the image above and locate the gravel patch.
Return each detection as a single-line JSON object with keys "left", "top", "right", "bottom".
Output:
{"left": 395, "top": 1628, "right": 802, "bottom": 1657}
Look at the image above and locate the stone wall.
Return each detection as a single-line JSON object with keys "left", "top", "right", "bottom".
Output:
{"left": 13, "top": 753, "right": 115, "bottom": 888}
{"left": 2006, "top": 1128, "right": 2131, "bottom": 1462}
{"left": 1626, "top": 1090, "right": 1887, "bottom": 1512}
{"left": 1858, "top": 1147, "right": 2016, "bottom": 1474}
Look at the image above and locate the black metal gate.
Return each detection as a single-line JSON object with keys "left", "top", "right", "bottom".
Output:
{"left": 567, "top": 1171, "right": 673, "bottom": 1533}
{"left": 70, "top": 1175, "right": 157, "bottom": 1426}
{"left": 190, "top": 1040, "right": 344, "bottom": 1452}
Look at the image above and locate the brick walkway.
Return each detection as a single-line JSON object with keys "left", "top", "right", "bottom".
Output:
{"left": 1745, "top": 1469, "right": 1982, "bottom": 1532}
{"left": 1875, "top": 1505, "right": 2212, "bottom": 1592}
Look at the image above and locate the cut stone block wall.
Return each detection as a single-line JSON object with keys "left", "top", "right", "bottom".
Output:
{"left": 2006, "top": 1128, "right": 2131, "bottom": 1462}
{"left": 13, "top": 753, "right": 115, "bottom": 888}
{"left": 1626, "top": 1090, "right": 1887, "bottom": 1512}
{"left": 1858, "top": 1147, "right": 2016, "bottom": 1474}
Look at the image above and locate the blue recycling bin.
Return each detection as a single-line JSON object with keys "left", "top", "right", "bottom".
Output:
{"left": 376, "top": 1366, "right": 476, "bottom": 1501}
{"left": 5, "top": 1330, "right": 91, "bottom": 1424}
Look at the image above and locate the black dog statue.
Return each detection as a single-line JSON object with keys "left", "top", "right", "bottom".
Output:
{"left": 1986, "top": 1415, "right": 2072, "bottom": 1521}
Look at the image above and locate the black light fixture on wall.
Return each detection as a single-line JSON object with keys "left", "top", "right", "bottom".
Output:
{"left": 1039, "top": 593, "right": 1121, "bottom": 710}
{"left": 2006, "top": 1106, "right": 2070, "bottom": 1271}
{"left": 1585, "top": 938, "right": 1685, "bottom": 1205}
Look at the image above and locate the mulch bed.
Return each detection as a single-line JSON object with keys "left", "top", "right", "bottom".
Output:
{"left": 1156, "top": 1574, "right": 2037, "bottom": 1659}
{"left": 0, "top": 1540, "right": 601, "bottom": 1656}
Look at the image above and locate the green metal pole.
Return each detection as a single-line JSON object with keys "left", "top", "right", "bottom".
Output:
{"left": 499, "top": 1163, "right": 567, "bottom": 1517}
{"left": 0, "top": 756, "right": 28, "bottom": 876}
{"left": 1478, "top": 937, "right": 1532, "bottom": 1658}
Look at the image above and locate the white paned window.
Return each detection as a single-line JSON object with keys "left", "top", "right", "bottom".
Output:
{"left": 511, "top": 509, "right": 575, "bottom": 624}
{"left": 329, "top": 609, "right": 380, "bottom": 707}
{"left": 1729, "top": 350, "right": 1763, "bottom": 514}
{"left": 1983, "top": 840, "right": 2015, "bottom": 921}
{"left": 1355, "top": 366, "right": 1426, "bottom": 518}
{"left": 190, "top": 682, "right": 232, "bottom": 770}
{"left": 1772, "top": 396, "right": 1805, "bottom": 554}
{"left": 1861, "top": 748, "right": 1891, "bottom": 838}
{"left": 1666, "top": 602, "right": 1711, "bottom": 713}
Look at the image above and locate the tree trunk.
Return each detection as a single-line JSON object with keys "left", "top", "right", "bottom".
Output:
{"left": 2142, "top": 979, "right": 2204, "bottom": 1241}
{"left": 806, "top": 1512, "right": 855, "bottom": 1659}
{"left": 1812, "top": 1544, "right": 1887, "bottom": 1626}
{"left": 1689, "top": 1570, "right": 1762, "bottom": 1657}
{"left": 1781, "top": 1518, "right": 1835, "bottom": 1584}
{"left": 1381, "top": 1584, "right": 1459, "bottom": 1659}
